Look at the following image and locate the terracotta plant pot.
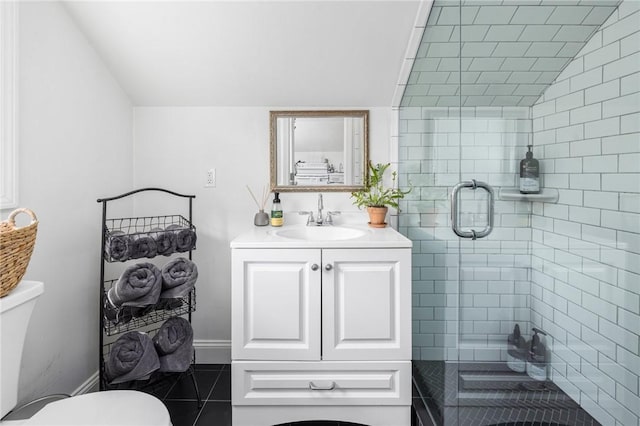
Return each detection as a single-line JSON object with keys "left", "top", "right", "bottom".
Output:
{"left": 367, "top": 206, "right": 388, "bottom": 228}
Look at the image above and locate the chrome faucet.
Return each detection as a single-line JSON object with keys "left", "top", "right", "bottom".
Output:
{"left": 324, "top": 211, "right": 341, "bottom": 225}
{"left": 299, "top": 210, "right": 315, "bottom": 225}
{"left": 316, "top": 194, "right": 324, "bottom": 225}
{"left": 299, "top": 194, "right": 340, "bottom": 226}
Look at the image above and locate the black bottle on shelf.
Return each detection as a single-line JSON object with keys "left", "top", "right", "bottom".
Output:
{"left": 507, "top": 324, "right": 527, "bottom": 373}
{"left": 519, "top": 145, "right": 540, "bottom": 194}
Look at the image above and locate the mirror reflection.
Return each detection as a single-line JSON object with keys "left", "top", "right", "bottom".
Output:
{"left": 270, "top": 110, "right": 368, "bottom": 192}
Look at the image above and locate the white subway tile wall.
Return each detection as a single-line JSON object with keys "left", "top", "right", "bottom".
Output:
{"left": 531, "top": 3, "right": 640, "bottom": 425}
{"left": 399, "top": 1, "right": 639, "bottom": 425}
{"left": 400, "top": 2, "right": 620, "bottom": 108}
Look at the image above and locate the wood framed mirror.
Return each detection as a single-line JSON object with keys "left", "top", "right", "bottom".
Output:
{"left": 270, "top": 110, "right": 369, "bottom": 192}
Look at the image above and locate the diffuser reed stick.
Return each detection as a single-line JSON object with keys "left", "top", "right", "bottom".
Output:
{"left": 246, "top": 185, "right": 269, "bottom": 211}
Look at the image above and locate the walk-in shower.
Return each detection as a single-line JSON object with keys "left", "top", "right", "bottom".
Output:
{"left": 399, "top": 0, "right": 639, "bottom": 425}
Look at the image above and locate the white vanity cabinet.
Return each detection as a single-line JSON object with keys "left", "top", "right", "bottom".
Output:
{"left": 230, "top": 227, "right": 412, "bottom": 426}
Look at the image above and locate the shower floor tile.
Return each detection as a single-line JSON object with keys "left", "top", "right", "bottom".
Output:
{"left": 412, "top": 360, "right": 601, "bottom": 426}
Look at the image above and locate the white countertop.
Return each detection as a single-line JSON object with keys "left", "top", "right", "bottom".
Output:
{"left": 230, "top": 223, "right": 412, "bottom": 249}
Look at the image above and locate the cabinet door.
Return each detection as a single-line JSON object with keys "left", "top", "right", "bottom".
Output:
{"left": 232, "top": 249, "right": 321, "bottom": 360}
{"left": 322, "top": 248, "right": 411, "bottom": 361}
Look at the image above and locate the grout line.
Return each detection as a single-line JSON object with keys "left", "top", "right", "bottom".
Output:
{"left": 206, "top": 369, "right": 224, "bottom": 400}
{"left": 162, "top": 379, "right": 178, "bottom": 401}
{"left": 190, "top": 369, "right": 225, "bottom": 425}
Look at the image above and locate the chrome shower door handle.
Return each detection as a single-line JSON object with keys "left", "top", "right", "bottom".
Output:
{"left": 451, "top": 179, "right": 494, "bottom": 240}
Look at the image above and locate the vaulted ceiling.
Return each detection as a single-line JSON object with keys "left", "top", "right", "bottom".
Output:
{"left": 62, "top": 1, "right": 420, "bottom": 107}
{"left": 401, "top": 0, "right": 622, "bottom": 108}
{"left": 62, "top": 0, "right": 621, "bottom": 109}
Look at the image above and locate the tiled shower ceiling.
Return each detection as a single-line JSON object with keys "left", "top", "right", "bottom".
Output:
{"left": 401, "top": 0, "right": 622, "bottom": 107}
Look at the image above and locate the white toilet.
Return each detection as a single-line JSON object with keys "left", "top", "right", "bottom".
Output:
{"left": 0, "top": 281, "right": 172, "bottom": 425}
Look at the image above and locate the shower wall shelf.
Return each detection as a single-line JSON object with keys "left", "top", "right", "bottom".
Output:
{"left": 96, "top": 188, "right": 201, "bottom": 406}
{"left": 498, "top": 188, "right": 559, "bottom": 203}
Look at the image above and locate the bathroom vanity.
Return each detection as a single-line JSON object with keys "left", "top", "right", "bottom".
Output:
{"left": 230, "top": 224, "right": 412, "bottom": 426}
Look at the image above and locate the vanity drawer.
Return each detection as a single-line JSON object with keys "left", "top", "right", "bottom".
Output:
{"left": 232, "top": 361, "right": 411, "bottom": 406}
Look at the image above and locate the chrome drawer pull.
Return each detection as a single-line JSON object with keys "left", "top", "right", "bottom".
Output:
{"left": 309, "top": 381, "right": 336, "bottom": 391}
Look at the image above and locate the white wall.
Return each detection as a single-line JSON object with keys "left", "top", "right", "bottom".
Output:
{"left": 6, "top": 1, "right": 400, "bottom": 401}
{"left": 11, "top": 1, "right": 133, "bottom": 403}
{"left": 133, "top": 106, "right": 394, "bottom": 362}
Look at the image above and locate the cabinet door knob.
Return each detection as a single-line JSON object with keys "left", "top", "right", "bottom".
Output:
{"left": 325, "top": 264, "right": 333, "bottom": 271}
{"left": 311, "top": 264, "right": 319, "bottom": 271}
{"left": 309, "top": 381, "right": 336, "bottom": 391}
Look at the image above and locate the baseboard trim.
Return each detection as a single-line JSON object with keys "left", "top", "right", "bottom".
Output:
{"left": 194, "top": 339, "right": 231, "bottom": 364}
{"left": 72, "top": 371, "right": 99, "bottom": 396}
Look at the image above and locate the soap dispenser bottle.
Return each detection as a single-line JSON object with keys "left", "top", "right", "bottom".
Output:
{"left": 507, "top": 324, "right": 527, "bottom": 373}
{"left": 520, "top": 145, "right": 540, "bottom": 194}
{"left": 527, "top": 328, "right": 548, "bottom": 381}
{"left": 270, "top": 192, "right": 283, "bottom": 227}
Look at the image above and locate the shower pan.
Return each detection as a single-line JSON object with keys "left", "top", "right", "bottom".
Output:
{"left": 399, "top": 0, "right": 639, "bottom": 425}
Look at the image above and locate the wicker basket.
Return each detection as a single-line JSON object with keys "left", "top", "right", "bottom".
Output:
{"left": 0, "top": 208, "right": 38, "bottom": 297}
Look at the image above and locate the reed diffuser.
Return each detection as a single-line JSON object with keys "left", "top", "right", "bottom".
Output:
{"left": 246, "top": 185, "right": 270, "bottom": 226}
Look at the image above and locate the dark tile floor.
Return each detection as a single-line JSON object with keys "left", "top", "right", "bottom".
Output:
{"left": 154, "top": 362, "right": 596, "bottom": 426}
{"left": 155, "top": 364, "right": 231, "bottom": 426}
{"left": 154, "top": 364, "right": 389, "bottom": 426}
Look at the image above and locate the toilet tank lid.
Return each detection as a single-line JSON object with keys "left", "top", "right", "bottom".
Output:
{"left": 25, "top": 391, "right": 171, "bottom": 426}
{"left": 0, "top": 281, "right": 44, "bottom": 314}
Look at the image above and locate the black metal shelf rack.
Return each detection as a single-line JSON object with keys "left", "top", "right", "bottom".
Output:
{"left": 97, "top": 188, "right": 201, "bottom": 406}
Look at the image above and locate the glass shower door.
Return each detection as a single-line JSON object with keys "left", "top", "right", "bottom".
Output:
{"left": 453, "top": 43, "right": 537, "bottom": 423}
{"left": 399, "top": 0, "right": 463, "bottom": 421}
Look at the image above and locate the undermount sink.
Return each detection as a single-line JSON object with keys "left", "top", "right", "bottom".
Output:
{"left": 273, "top": 225, "right": 367, "bottom": 241}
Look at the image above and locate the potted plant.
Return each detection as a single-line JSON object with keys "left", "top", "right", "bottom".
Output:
{"left": 351, "top": 162, "right": 411, "bottom": 228}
